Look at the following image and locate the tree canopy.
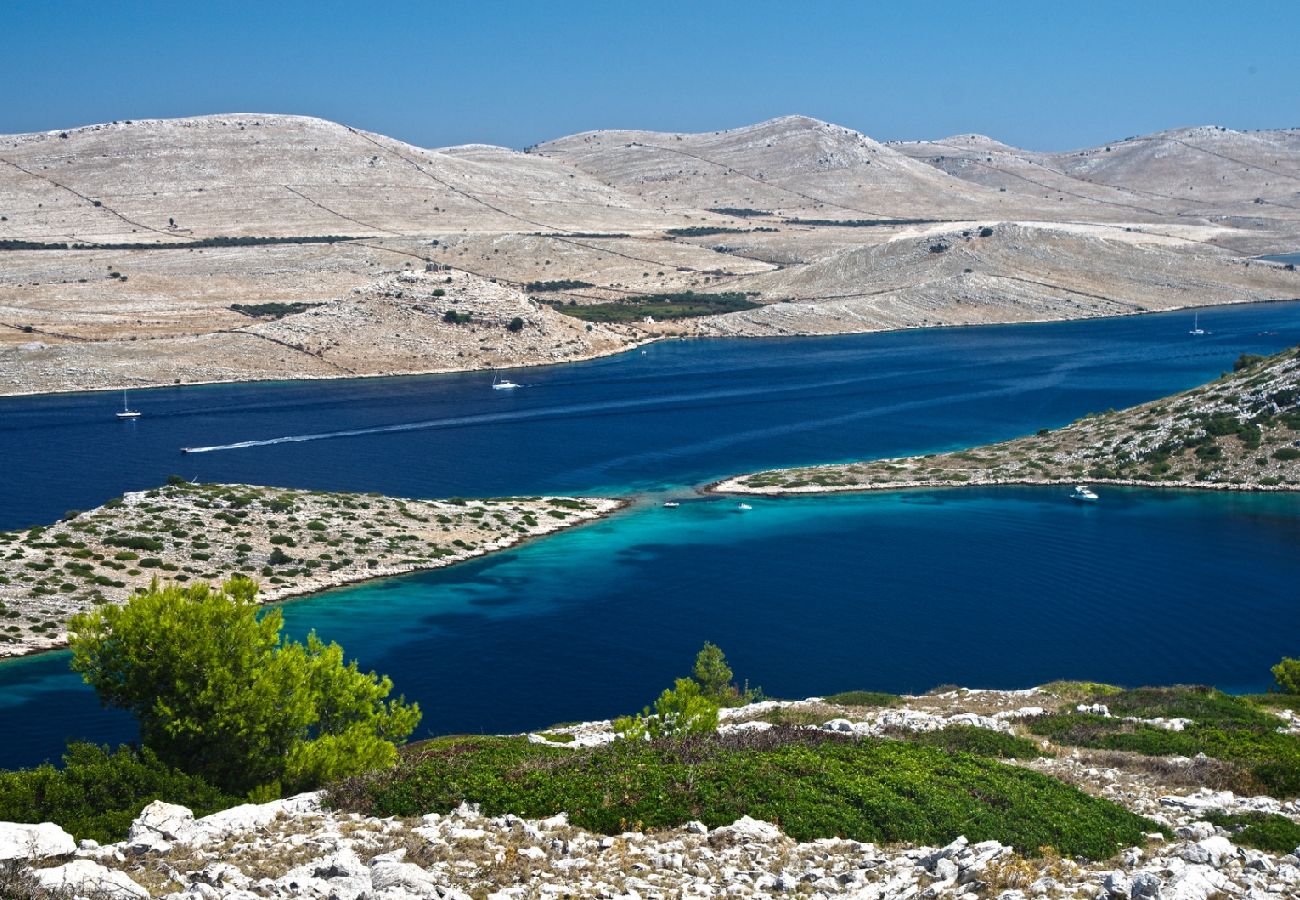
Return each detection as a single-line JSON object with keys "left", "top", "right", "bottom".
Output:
{"left": 68, "top": 577, "right": 420, "bottom": 795}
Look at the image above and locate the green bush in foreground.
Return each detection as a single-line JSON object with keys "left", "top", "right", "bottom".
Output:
{"left": 329, "top": 729, "right": 1159, "bottom": 858}
{"left": 1205, "top": 811, "right": 1300, "bottom": 854}
{"left": 0, "top": 743, "right": 237, "bottom": 844}
{"left": 69, "top": 577, "right": 420, "bottom": 795}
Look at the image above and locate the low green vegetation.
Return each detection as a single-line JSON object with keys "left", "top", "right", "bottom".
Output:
{"left": 559, "top": 291, "right": 761, "bottom": 322}
{"left": 0, "top": 744, "right": 237, "bottom": 845}
{"left": 0, "top": 235, "right": 355, "bottom": 251}
{"left": 707, "top": 207, "right": 771, "bottom": 217}
{"left": 1204, "top": 811, "right": 1300, "bottom": 854}
{"left": 902, "top": 725, "right": 1050, "bottom": 760}
{"left": 822, "top": 689, "right": 903, "bottom": 707}
{"left": 524, "top": 279, "right": 594, "bottom": 292}
{"left": 1027, "top": 686, "right": 1300, "bottom": 797}
{"left": 666, "top": 226, "right": 776, "bottom": 237}
{"left": 782, "top": 217, "right": 941, "bottom": 227}
{"left": 330, "top": 729, "right": 1158, "bottom": 858}
{"left": 230, "top": 302, "right": 323, "bottom": 319}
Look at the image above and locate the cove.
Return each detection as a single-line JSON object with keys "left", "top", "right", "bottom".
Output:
{"left": 2, "top": 303, "right": 1300, "bottom": 767}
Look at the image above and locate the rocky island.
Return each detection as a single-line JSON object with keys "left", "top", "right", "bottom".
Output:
{"left": 0, "top": 482, "right": 620, "bottom": 658}
{"left": 714, "top": 344, "right": 1300, "bottom": 495}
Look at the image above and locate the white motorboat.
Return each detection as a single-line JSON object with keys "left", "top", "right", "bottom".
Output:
{"left": 115, "top": 391, "right": 141, "bottom": 419}
{"left": 662, "top": 501, "right": 680, "bottom": 508}
{"left": 1071, "top": 485, "right": 1099, "bottom": 502}
{"left": 491, "top": 371, "right": 521, "bottom": 390}
{"left": 736, "top": 502, "right": 753, "bottom": 511}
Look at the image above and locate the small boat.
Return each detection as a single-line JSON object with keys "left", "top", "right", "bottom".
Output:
{"left": 736, "top": 502, "right": 753, "bottom": 511}
{"left": 115, "top": 391, "right": 141, "bottom": 419}
{"left": 662, "top": 501, "right": 680, "bottom": 508}
{"left": 1189, "top": 313, "right": 1205, "bottom": 336}
{"left": 1071, "top": 485, "right": 1099, "bottom": 502}
{"left": 491, "top": 371, "right": 521, "bottom": 390}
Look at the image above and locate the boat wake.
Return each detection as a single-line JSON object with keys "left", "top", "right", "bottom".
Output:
{"left": 178, "top": 380, "right": 867, "bottom": 454}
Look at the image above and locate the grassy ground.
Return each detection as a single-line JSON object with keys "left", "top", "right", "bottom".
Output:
{"left": 1026, "top": 686, "right": 1300, "bottom": 797}
{"left": 330, "top": 728, "right": 1159, "bottom": 859}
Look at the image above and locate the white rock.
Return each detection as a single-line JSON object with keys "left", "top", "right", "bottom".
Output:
{"left": 933, "top": 857, "right": 959, "bottom": 882}
{"left": 1179, "top": 835, "right": 1237, "bottom": 867}
{"left": 712, "top": 815, "right": 783, "bottom": 843}
{"left": 1100, "top": 869, "right": 1130, "bottom": 898}
{"left": 35, "top": 859, "right": 149, "bottom": 898}
{"left": 1166, "top": 863, "right": 1230, "bottom": 900}
{"left": 128, "top": 800, "right": 199, "bottom": 850}
{"left": 370, "top": 850, "right": 444, "bottom": 895}
{"left": 0, "top": 820, "right": 76, "bottom": 861}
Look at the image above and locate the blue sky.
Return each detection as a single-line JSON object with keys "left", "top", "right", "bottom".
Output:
{"left": 2, "top": 0, "right": 1296, "bottom": 151}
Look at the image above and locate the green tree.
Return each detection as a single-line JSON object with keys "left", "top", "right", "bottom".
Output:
{"left": 614, "top": 678, "right": 719, "bottom": 740}
{"left": 68, "top": 577, "right": 420, "bottom": 795}
{"left": 1274, "top": 656, "right": 1300, "bottom": 694}
{"left": 692, "top": 641, "right": 734, "bottom": 701}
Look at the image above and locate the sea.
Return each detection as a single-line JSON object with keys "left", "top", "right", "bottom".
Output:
{"left": 1, "top": 302, "right": 1298, "bottom": 767}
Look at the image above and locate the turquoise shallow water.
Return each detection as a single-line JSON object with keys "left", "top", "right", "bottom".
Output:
{"left": 2, "top": 303, "right": 1299, "bottom": 766}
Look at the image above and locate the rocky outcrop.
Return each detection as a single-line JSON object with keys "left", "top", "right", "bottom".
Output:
{"left": 5, "top": 793, "right": 1298, "bottom": 899}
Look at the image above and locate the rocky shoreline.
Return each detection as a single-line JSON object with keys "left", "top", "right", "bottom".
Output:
{"left": 711, "top": 345, "right": 1300, "bottom": 497}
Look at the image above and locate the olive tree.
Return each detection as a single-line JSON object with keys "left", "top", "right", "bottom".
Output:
{"left": 68, "top": 577, "right": 420, "bottom": 795}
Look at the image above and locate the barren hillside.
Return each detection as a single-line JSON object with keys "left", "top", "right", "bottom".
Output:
{"left": 697, "top": 223, "right": 1300, "bottom": 336}
{"left": 2, "top": 113, "right": 1299, "bottom": 395}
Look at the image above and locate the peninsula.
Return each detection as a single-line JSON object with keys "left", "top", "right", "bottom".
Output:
{"left": 713, "top": 345, "right": 1300, "bottom": 494}
{"left": 0, "top": 482, "right": 621, "bottom": 658}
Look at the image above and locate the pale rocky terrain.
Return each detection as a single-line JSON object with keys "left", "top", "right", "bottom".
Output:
{"left": 893, "top": 126, "right": 1300, "bottom": 255}
{"left": 4, "top": 686, "right": 1300, "bottom": 899}
{"left": 714, "top": 344, "right": 1300, "bottom": 495}
{"left": 0, "top": 482, "right": 620, "bottom": 658}
{"left": 3, "top": 114, "right": 1300, "bottom": 395}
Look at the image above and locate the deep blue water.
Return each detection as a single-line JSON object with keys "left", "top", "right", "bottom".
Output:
{"left": 2, "top": 303, "right": 1300, "bottom": 767}
{"left": 1261, "top": 252, "right": 1300, "bottom": 265}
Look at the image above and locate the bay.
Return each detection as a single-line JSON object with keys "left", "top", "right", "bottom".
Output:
{"left": 2, "top": 303, "right": 1299, "bottom": 768}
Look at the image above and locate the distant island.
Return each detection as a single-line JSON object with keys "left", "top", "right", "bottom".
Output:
{"left": 714, "top": 345, "right": 1300, "bottom": 494}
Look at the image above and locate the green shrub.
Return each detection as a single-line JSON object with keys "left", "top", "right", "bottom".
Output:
{"left": 903, "top": 725, "right": 1049, "bottom": 759}
{"left": 68, "top": 577, "right": 420, "bottom": 795}
{"left": 614, "top": 678, "right": 719, "bottom": 740}
{"left": 331, "top": 730, "right": 1159, "bottom": 858}
{"left": 1205, "top": 811, "right": 1300, "bottom": 854}
{"left": 1275, "top": 657, "right": 1300, "bottom": 694}
{"left": 0, "top": 743, "right": 237, "bottom": 844}
{"left": 822, "top": 690, "right": 903, "bottom": 707}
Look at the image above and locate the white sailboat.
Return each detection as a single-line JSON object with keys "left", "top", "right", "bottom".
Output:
{"left": 1189, "top": 313, "right": 1205, "bottom": 336}
{"left": 115, "top": 391, "right": 141, "bottom": 419}
{"left": 491, "top": 370, "right": 520, "bottom": 390}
